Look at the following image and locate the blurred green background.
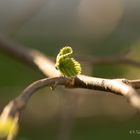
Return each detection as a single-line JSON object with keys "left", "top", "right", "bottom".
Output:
{"left": 0, "top": 0, "right": 140, "bottom": 140}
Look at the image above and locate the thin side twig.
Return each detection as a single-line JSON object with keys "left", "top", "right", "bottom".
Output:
{"left": 78, "top": 56, "right": 140, "bottom": 68}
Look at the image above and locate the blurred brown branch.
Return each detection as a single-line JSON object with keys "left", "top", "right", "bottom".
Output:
{"left": 0, "top": 35, "right": 58, "bottom": 77}
{"left": 78, "top": 56, "right": 140, "bottom": 68}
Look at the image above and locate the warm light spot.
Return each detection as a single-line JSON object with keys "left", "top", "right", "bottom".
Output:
{"left": 78, "top": 0, "right": 124, "bottom": 38}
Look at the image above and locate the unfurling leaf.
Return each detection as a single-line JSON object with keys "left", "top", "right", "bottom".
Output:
{"left": 55, "top": 46, "right": 81, "bottom": 77}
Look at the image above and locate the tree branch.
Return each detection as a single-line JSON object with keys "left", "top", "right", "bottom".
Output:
{"left": 3, "top": 75, "right": 140, "bottom": 119}
{"left": 1, "top": 35, "right": 140, "bottom": 140}
{"left": 78, "top": 56, "right": 140, "bottom": 68}
{"left": 0, "top": 35, "right": 58, "bottom": 77}
{"left": 0, "top": 35, "right": 72, "bottom": 140}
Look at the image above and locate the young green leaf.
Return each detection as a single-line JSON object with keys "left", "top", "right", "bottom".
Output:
{"left": 55, "top": 46, "right": 81, "bottom": 77}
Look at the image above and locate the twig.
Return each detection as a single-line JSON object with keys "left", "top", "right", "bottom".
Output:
{"left": 0, "top": 35, "right": 58, "bottom": 77}
{"left": 78, "top": 56, "right": 140, "bottom": 68}
{"left": 1, "top": 36, "right": 140, "bottom": 74}
{"left": 127, "top": 79, "right": 140, "bottom": 89}
{"left": 75, "top": 75, "right": 140, "bottom": 109}
{"left": 1, "top": 36, "right": 140, "bottom": 140}
{"left": 0, "top": 35, "right": 73, "bottom": 140}
{"left": 3, "top": 76, "right": 140, "bottom": 119}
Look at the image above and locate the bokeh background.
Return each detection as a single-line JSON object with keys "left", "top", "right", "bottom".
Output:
{"left": 0, "top": 0, "right": 140, "bottom": 139}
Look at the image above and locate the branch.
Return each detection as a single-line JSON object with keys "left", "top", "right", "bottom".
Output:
{"left": 75, "top": 75, "right": 140, "bottom": 109}
{"left": 78, "top": 56, "right": 140, "bottom": 68}
{"left": 3, "top": 75, "right": 140, "bottom": 119}
{"left": 127, "top": 79, "right": 140, "bottom": 89}
{"left": 1, "top": 35, "right": 140, "bottom": 76}
{"left": 0, "top": 35, "right": 58, "bottom": 77}
{"left": 0, "top": 35, "right": 71, "bottom": 140}
{"left": 1, "top": 35, "right": 140, "bottom": 140}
